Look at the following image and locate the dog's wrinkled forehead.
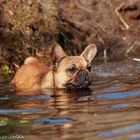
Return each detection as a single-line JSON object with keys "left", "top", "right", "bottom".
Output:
{"left": 58, "top": 56, "right": 87, "bottom": 70}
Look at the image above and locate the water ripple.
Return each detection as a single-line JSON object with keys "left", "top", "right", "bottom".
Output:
{"left": 0, "top": 108, "right": 42, "bottom": 114}
{"left": 33, "top": 117, "right": 73, "bottom": 124}
{"left": 98, "top": 123, "right": 140, "bottom": 137}
{"left": 96, "top": 90, "right": 140, "bottom": 99}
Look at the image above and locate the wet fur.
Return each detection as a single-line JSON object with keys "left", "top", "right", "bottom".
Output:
{"left": 12, "top": 43, "right": 97, "bottom": 90}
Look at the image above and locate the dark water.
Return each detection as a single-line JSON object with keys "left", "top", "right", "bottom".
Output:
{"left": 0, "top": 60, "right": 140, "bottom": 140}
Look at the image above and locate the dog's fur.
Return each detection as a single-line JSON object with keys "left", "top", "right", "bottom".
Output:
{"left": 12, "top": 43, "right": 97, "bottom": 90}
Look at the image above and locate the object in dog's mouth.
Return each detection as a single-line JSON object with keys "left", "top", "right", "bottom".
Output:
{"left": 65, "top": 69, "right": 92, "bottom": 90}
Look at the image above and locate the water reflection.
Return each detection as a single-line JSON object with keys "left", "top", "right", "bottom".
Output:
{"left": 96, "top": 90, "right": 140, "bottom": 99}
{"left": 0, "top": 60, "right": 140, "bottom": 140}
{"left": 98, "top": 123, "right": 140, "bottom": 137}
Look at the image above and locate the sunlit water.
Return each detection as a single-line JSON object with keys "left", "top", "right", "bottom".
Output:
{"left": 0, "top": 60, "right": 140, "bottom": 140}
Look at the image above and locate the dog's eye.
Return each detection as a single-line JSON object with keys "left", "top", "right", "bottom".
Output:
{"left": 67, "top": 67, "right": 77, "bottom": 74}
{"left": 87, "top": 64, "right": 91, "bottom": 71}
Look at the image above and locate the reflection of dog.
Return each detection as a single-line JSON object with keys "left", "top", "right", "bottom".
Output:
{"left": 12, "top": 43, "right": 97, "bottom": 90}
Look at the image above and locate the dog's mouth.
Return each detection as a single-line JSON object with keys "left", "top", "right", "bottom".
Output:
{"left": 65, "top": 68, "right": 92, "bottom": 90}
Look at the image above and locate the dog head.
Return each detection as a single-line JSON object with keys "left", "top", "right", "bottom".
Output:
{"left": 51, "top": 43, "right": 97, "bottom": 89}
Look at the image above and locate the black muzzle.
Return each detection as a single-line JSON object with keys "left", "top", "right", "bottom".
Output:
{"left": 65, "top": 68, "right": 92, "bottom": 90}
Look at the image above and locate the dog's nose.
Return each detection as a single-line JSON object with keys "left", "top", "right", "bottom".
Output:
{"left": 65, "top": 68, "right": 92, "bottom": 90}
{"left": 80, "top": 68, "right": 92, "bottom": 84}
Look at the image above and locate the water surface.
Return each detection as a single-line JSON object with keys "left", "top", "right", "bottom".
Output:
{"left": 0, "top": 60, "right": 140, "bottom": 140}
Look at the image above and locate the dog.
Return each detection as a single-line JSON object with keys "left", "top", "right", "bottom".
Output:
{"left": 11, "top": 43, "right": 97, "bottom": 90}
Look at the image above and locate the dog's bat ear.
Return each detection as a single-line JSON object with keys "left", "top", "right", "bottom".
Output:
{"left": 80, "top": 44, "right": 97, "bottom": 63}
{"left": 51, "top": 43, "right": 67, "bottom": 67}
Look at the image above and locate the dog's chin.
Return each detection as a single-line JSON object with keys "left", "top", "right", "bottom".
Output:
{"left": 65, "top": 80, "right": 90, "bottom": 90}
{"left": 64, "top": 69, "right": 92, "bottom": 90}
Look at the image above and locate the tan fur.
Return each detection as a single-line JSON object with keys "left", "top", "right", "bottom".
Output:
{"left": 24, "top": 57, "right": 38, "bottom": 64}
{"left": 54, "top": 56, "right": 87, "bottom": 88}
{"left": 12, "top": 60, "right": 49, "bottom": 90}
{"left": 12, "top": 43, "right": 97, "bottom": 90}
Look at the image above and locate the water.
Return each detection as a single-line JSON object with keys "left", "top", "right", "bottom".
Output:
{"left": 0, "top": 60, "right": 140, "bottom": 140}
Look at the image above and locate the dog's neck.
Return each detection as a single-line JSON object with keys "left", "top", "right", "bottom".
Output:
{"left": 41, "top": 70, "right": 55, "bottom": 89}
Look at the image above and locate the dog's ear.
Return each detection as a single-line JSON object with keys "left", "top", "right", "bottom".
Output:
{"left": 51, "top": 43, "right": 67, "bottom": 68}
{"left": 80, "top": 44, "right": 97, "bottom": 63}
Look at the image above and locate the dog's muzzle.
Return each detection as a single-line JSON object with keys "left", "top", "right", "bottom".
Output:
{"left": 65, "top": 68, "right": 92, "bottom": 90}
